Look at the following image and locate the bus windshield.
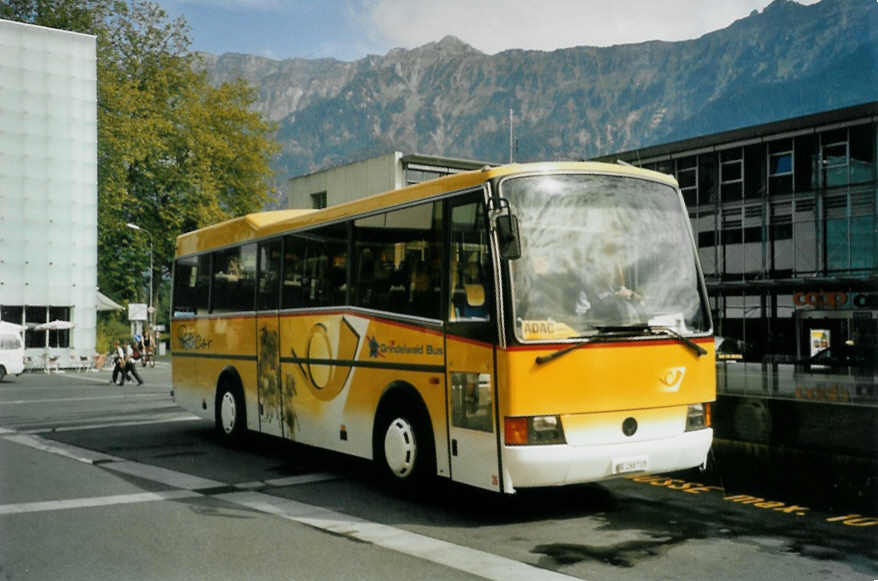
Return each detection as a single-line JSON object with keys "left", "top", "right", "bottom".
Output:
{"left": 501, "top": 173, "right": 710, "bottom": 341}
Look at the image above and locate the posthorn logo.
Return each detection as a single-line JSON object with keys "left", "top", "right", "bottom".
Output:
{"left": 659, "top": 367, "right": 686, "bottom": 392}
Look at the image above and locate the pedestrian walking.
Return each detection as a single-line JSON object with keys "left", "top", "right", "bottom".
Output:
{"left": 122, "top": 341, "right": 144, "bottom": 386}
{"left": 111, "top": 340, "right": 126, "bottom": 385}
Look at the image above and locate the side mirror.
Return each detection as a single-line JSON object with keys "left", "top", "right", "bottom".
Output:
{"left": 496, "top": 214, "right": 521, "bottom": 260}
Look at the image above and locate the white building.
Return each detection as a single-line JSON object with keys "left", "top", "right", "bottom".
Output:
{"left": 287, "top": 152, "right": 489, "bottom": 209}
{"left": 0, "top": 19, "right": 100, "bottom": 369}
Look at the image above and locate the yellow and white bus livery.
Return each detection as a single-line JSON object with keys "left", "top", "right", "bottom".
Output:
{"left": 171, "top": 161, "right": 715, "bottom": 493}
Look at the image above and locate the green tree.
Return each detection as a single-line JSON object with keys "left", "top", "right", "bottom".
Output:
{"left": 4, "top": 0, "right": 280, "bottom": 322}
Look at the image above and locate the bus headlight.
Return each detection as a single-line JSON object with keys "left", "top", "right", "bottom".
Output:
{"left": 685, "top": 403, "right": 712, "bottom": 431}
{"left": 505, "top": 415, "right": 566, "bottom": 445}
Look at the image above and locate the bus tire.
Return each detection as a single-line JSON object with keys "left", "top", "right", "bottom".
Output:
{"left": 215, "top": 378, "right": 246, "bottom": 444}
{"left": 373, "top": 400, "right": 435, "bottom": 496}
{"left": 0, "top": 365, "right": 5, "bottom": 383}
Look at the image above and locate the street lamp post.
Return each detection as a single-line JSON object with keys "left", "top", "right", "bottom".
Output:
{"left": 126, "top": 223, "right": 153, "bottom": 328}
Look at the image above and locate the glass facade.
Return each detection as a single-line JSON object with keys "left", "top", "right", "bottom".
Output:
{"left": 627, "top": 109, "right": 877, "bottom": 362}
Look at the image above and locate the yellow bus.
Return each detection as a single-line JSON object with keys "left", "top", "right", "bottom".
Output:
{"left": 171, "top": 161, "right": 715, "bottom": 493}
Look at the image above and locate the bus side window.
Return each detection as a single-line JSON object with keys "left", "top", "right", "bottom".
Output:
{"left": 257, "top": 239, "right": 281, "bottom": 311}
{"left": 449, "top": 199, "right": 491, "bottom": 322}
{"left": 303, "top": 223, "right": 348, "bottom": 308}
{"left": 173, "top": 254, "right": 211, "bottom": 316}
{"left": 173, "top": 255, "right": 198, "bottom": 315}
{"left": 353, "top": 201, "right": 442, "bottom": 319}
{"left": 282, "top": 234, "right": 306, "bottom": 309}
{"left": 212, "top": 244, "right": 256, "bottom": 313}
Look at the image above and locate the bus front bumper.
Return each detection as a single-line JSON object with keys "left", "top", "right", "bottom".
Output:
{"left": 501, "top": 428, "right": 713, "bottom": 491}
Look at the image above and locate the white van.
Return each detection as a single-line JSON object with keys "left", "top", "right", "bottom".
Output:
{"left": 0, "top": 323, "right": 25, "bottom": 382}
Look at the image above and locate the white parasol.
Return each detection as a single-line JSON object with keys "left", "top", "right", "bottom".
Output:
{"left": 34, "top": 320, "right": 75, "bottom": 331}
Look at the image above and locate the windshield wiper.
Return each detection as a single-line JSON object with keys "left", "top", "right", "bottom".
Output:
{"left": 596, "top": 324, "right": 706, "bottom": 357}
{"left": 647, "top": 325, "right": 707, "bottom": 357}
{"left": 534, "top": 325, "right": 706, "bottom": 365}
{"left": 534, "top": 334, "right": 607, "bottom": 365}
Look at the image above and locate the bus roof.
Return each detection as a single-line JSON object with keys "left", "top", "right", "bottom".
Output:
{"left": 175, "top": 161, "right": 677, "bottom": 257}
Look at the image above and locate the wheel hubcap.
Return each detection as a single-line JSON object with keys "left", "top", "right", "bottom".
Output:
{"left": 220, "top": 392, "right": 237, "bottom": 434}
{"left": 384, "top": 417, "right": 416, "bottom": 478}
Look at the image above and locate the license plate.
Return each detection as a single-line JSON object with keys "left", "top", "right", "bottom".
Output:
{"left": 613, "top": 456, "right": 648, "bottom": 474}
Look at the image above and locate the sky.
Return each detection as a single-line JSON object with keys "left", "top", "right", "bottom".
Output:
{"left": 153, "top": 0, "right": 822, "bottom": 62}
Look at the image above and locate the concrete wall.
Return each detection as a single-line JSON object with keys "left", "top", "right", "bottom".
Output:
{"left": 0, "top": 19, "right": 98, "bottom": 367}
{"left": 288, "top": 152, "right": 403, "bottom": 209}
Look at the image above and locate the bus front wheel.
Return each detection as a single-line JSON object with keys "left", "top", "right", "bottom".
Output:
{"left": 215, "top": 381, "right": 246, "bottom": 443}
{"left": 374, "top": 403, "right": 435, "bottom": 495}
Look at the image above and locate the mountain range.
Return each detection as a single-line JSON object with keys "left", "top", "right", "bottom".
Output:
{"left": 196, "top": 0, "right": 878, "bottom": 189}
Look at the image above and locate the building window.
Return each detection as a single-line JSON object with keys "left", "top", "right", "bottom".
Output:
{"left": 25, "top": 306, "right": 47, "bottom": 348}
{"left": 720, "top": 148, "right": 743, "bottom": 201}
{"left": 48, "top": 306, "right": 70, "bottom": 348}
{"left": 770, "top": 202, "right": 794, "bottom": 275}
{"left": 0, "top": 306, "right": 23, "bottom": 325}
{"left": 698, "top": 152, "right": 718, "bottom": 204}
{"left": 744, "top": 144, "right": 763, "bottom": 200}
{"left": 821, "top": 129, "right": 849, "bottom": 188}
{"left": 310, "top": 191, "right": 327, "bottom": 209}
{"left": 721, "top": 208, "right": 743, "bottom": 278}
{"left": 743, "top": 204, "right": 763, "bottom": 276}
{"left": 0, "top": 305, "right": 70, "bottom": 348}
{"left": 851, "top": 191, "right": 875, "bottom": 272}
{"left": 768, "top": 139, "right": 794, "bottom": 196}
{"left": 694, "top": 209, "right": 718, "bottom": 279}
{"left": 795, "top": 133, "right": 819, "bottom": 191}
{"left": 404, "top": 163, "right": 464, "bottom": 186}
{"left": 676, "top": 156, "right": 697, "bottom": 206}
{"left": 849, "top": 123, "right": 875, "bottom": 185}
{"left": 794, "top": 198, "right": 817, "bottom": 275}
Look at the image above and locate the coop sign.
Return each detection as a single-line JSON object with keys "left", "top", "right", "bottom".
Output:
{"left": 793, "top": 291, "right": 877, "bottom": 310}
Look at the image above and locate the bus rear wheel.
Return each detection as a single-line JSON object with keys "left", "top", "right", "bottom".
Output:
{"left": 374, "top": 403, "right": 435, "bottom": 495}
{"left": 215, "top": 381, "right": 246, "bottom": 444}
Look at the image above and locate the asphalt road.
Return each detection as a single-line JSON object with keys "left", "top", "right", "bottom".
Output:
{"left": 1, "top": 365, "right": 876, "bottom": 580}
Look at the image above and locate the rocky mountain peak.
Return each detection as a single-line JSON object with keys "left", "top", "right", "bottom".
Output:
{"left": 197, "top": 0, "right": 877, "bottom": 188}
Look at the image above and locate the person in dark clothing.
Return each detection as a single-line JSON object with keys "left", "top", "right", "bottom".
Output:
{"left": 574, "top": 239, "right": 643, "bottom": 326}
{"left": 111, "top": 340, "right": 126, "bottom": 385}
{"left": 119, "top": 341, "right": 144, "bottom": 386}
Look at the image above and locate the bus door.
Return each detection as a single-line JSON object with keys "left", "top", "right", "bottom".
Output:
{"left": 445, "top": 193, "right": 502, "bottom": 492}
{"left": 256, "top": 239, "right": 285, "bottom": 438}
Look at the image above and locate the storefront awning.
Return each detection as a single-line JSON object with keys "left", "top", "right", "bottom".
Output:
{"left": 97, "top": 291, "right": 124, "bottom": 311}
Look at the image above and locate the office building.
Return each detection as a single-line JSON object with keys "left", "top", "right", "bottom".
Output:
{"left": 600, "top": 102, "right": 877, "bottom": 361}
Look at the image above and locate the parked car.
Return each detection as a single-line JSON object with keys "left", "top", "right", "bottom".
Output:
{"left": 0, "top": 322, "right": 25, "bottom": 382}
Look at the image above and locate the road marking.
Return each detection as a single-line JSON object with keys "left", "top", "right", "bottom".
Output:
{"left": 0, "top": 490, "right": 199, "bottom": 515}
{"left": 8, "top": 415, "right": 201, "bottom": 435}
{"left": 217, "top": 491, "right": 577, "bottom": 581}
{"left": 5, "top": 434, "right": 123, "bottom": 464}
{"left": 104, "top": 461, "right": 225, "bottom": 490}
{"left": 3, "top": 430, "right": 581, "bottom": 580}
{"left": 264, "top": 473, "right": 339, "bottom": 487}
{"left": 233, "top": 473, "right": 340, "bottom": 490}
{"left": 60, "top": 373, "right": 127, "bottom": 385}
{"left": 0, "top": 393, "right": 169, "bottom": 405}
